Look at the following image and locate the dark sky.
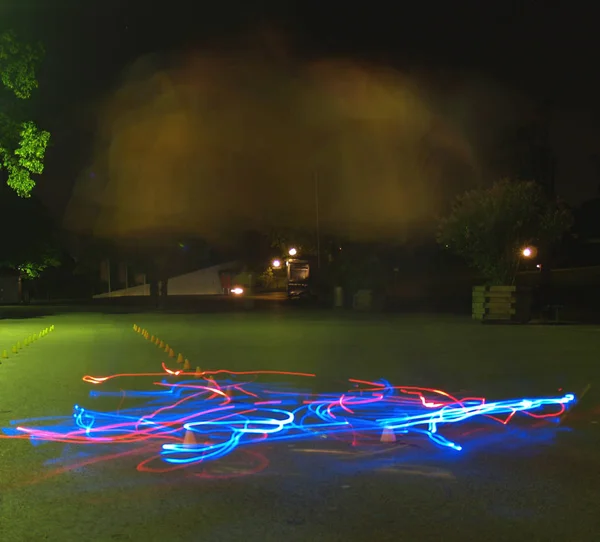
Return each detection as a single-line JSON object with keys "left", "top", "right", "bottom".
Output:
{"left": 2, "top": 1, "right": 599, "bottom": 224}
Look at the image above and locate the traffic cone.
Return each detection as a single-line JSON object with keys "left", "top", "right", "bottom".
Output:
{"left": 133, "top": 324, "right": 138, "bottom": 332}
{"left": 16, "top": 341, "right": 21, "bottom": 350}
{"left": 11, "top": 345, "right": 18, "bottom": 354}
{"left": 159, "top": 340, "right": 164, "bottom": 349}
{"left": 205, "top": 375, "right": 218, "bottom": 389}
{"left": 28, "top": 335, "right": 33, "bottom": 344}
{"left": 183, "top": 359, "right": 191, "bottom": 370}
{"left": 195, "top": 366, "right": 202, "bottom": 378}
{"left": 164, "top": 343, "right": 170, "bottom": 353}
{"left": 177, "top": 353, "right": 184, "bottom": 363}
{"left": 50, "top": 325, "right": 54, "bottom": 331}
{"left": 1, "top": 350, "right": 8, "bottom": 359}
{"left": 168, "top": 348, "right": 175, "bottom": 358}
{"left": 150, "top": 335, "right": 155, "bottom": 343}
{"left": 24, "top": 337, "right": 29, "bottom": 346}
{"left": 183, "top": 429, "right": 196, "bottom": 446}
{"left": 380, "top": 427, "right": 396, "bottom": 443}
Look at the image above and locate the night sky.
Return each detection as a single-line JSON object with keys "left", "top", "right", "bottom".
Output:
{"left": 2, "top": 1, "right": 599, "bottom": 228}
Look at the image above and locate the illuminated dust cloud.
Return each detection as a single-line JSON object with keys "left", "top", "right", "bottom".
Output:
{"left": 63, "top": 36, "right": 526, "bottom": 244}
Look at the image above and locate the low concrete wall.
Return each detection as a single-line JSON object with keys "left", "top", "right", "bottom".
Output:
{"left": 93, "top": 283, "right": 150, "bottom": 298}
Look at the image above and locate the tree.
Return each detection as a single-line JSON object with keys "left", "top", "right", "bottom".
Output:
{"left": 0, "top": 184, "right": 61, "bottom": 277}
{"left": 0, "top": 30, "right": 50, "bottom": 196}
{"left": 269, "top": 227, "right": 319, "bottom": 258}
{"left": 437, "top": 179, "right": 572, "bottom": 285}
{"left": 330, "top": 242, "right": 386, "bottom": 293}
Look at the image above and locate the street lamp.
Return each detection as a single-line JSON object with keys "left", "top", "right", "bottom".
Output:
{"left": 272, "top": 259, "right": 282, "bottom": 268}
{"left": 288, "top": 248, "right": 297, "bottom": 256}
{"left": 521, "top": 246, "right": 537, "bottom": 259}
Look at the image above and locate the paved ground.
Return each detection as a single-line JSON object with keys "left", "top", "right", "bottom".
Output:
{"left": 0, "top": 310, "right": 599, "bottom": 541}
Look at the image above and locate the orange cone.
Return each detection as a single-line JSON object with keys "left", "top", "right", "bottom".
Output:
{"left": 183, "top": 429, "right": 196, "bottom": 446}
{"left": 380, "top": 427, "right": 396, "bottom": 443}
{"left": 133, "top": 324, "right": 138, "bottom": 332}
{"left": 195, "top": 366, "right": 202, "bottom": 378}
{"left": 151, "top": 335, "right": 155, "bottom": 343}
{"left": 1, "top": 350, "right": 8, "bottom": 359}
{"left": 164, "top": 343, "right": 170, "bottom": 353}
{"left": 177, "top": 353, "right": 184, "bottom": 363}
{"left": 159, "top": 340, "right": 165, "bottom": 349}
{"left": 168, "top": 348, "right": 175, "bottom": 358}
{"left": 183, "top": 359, "right": 191, "bottom": 370}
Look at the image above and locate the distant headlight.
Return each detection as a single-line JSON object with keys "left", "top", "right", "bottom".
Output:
{"left": 231, "top": 287, "right": 244, "bottom": 295}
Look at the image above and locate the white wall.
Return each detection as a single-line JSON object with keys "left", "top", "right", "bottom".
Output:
{"left": 167, "top": 261, "right": 239, "bottom": 295}
{"left": 93, "top": 283, "right": 150, "bottom": 298}
{"left": 92, "top": 261, "right": 240, "bottom": 298}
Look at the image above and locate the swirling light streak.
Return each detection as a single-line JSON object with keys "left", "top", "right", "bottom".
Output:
{"left": 2, "top": 366, "right": 575, "bottom": 473}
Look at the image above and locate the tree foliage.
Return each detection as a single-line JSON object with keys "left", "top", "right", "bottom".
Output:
{"left": 330, "top": 242, "right": 386, "bottom": 292}
{"left": 0, "top": 184, "right": 61, "bottom": 277}
{"left": 0, "top": 30, "right": 50, "bottom": 196}
{"left": 437, "top": 180, "right": 573, "bottom": 285}
{"left": 269, "top": 227, "right": 318, "bottom": 257}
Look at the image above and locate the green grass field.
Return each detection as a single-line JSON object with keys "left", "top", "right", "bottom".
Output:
{"left": 1, "top": 310, "right": 599, "bottom": 541}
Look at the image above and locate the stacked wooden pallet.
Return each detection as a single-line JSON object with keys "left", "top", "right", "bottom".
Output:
{"left": 472, "top": 285, "right": 532, "bottom": 323}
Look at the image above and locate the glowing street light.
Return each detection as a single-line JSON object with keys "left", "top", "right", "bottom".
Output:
{"left": 521, "top": 246, "right": 535, "bottom": 258}
{"left": 288, "top": 248, "right": 297, "bottom": 256}
{"left": 272, "top": 259, "right": 282, "bottom": 268}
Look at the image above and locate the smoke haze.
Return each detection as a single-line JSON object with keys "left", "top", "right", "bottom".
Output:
{"left": 64, "top": 34, "right": 525, "bottom": 244}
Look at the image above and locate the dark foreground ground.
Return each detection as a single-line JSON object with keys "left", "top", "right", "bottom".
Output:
{"left": 1, "top": 310, "right": 599, "bottom": 541}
